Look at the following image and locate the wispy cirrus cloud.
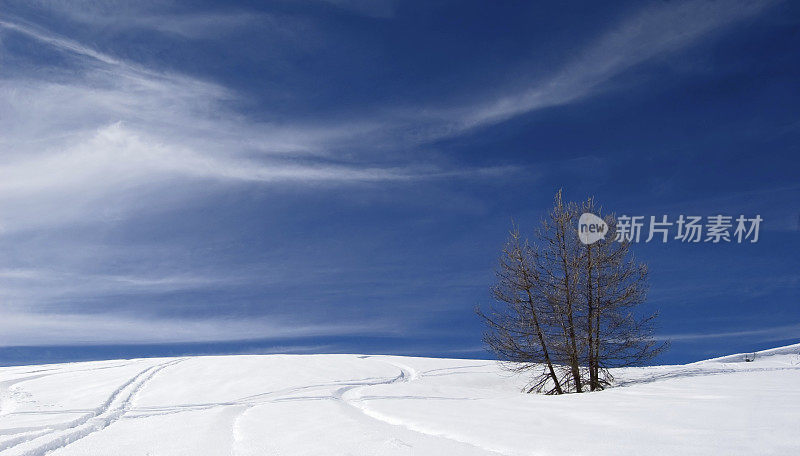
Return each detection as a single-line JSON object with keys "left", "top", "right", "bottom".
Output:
{"left": 0, "top": 267, "right": 234, "bottom": 305}
{"left": 0, "top": 16, "right": 509, "bottom": 233}
{"left": 657, "top": 323, "right": 800, "bottom": 342}
{"left": 0, "top": 311, "right": 398, "bottom": 346}
{"left": 428, "top": 0, "right": 780, "bottom": 135}
{"left": 2, "top": 0, "right": 778, "bottom": 205}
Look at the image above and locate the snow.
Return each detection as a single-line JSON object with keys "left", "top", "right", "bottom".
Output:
{"left": 0, "top": 345, "right": 798, "bottom": 455}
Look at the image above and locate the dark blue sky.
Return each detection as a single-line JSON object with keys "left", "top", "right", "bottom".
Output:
{"left": 0, "top": 0, "right": 798, "bottom": 365}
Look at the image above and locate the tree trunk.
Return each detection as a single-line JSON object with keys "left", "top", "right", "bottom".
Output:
{"left": 557, "top": 213, "right": 583, "bottom": 393}
{"left": 586, "top": 243, "right": 597, "bottom": 391}
{"left": 526, "top": 289, "right": 563, "bottom": 394}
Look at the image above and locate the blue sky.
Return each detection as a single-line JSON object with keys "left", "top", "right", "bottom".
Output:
{"left": 0, "top": 0, "right": 798, "bottom": 365}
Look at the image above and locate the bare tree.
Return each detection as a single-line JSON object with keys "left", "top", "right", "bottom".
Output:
{"left": 479, "top": 191, "right": 667, "bottom": 394}
{"left": 579, "top": 198, "right": 667, "bottom": 390}
{"left": 533, "top": 190, "right": 585, "bottom": 392}
{"left": 477, "top": 225, "right": 565, "bottom": 394}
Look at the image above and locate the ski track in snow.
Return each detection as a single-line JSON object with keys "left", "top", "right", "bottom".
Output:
{"left": 338, "top": 357, "right": 512, "bottom": 456}
{"left": 229, "top": 403, "right": 251, "bottom": 456}
{"left": 139, "top": 355, "right": 511, "bottom": 455}
{"left": 0, "top": 358, "right": 185, "bottom": 456}
{"left": 225, "top": 356, "right": 491, "bottom": 456}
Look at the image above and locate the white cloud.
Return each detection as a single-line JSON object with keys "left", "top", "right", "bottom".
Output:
{"left": 0, "top": 18, "right": 121, "bottom": 64}
{"left": 0, "top": 311, "right": 396, "bottom": 346}
{"left": 657, "top": 323, "right": 800, "bottom": 342}
{"left": 0, "top": 18, "right": 508, "bottom": 233}
{"left": 441, "top": 0, "right": 779, "bottom": 133}
{"left": 0, "top": 267, "right": 233, "bottom": 305}
{"left": 0, "top": 119, "right": 508, "bottom": 232}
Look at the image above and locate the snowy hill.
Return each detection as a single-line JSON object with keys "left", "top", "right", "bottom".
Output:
{"left": 0, "top": 344, "right": 798, "bottom": 456}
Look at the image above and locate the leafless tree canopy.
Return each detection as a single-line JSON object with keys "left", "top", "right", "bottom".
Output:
{"left": 477, "top": 191, "right": 667, "bottom": 394}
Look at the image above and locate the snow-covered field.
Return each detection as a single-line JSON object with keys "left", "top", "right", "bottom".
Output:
{"left": 0, "top": 344, "right": 798, "bottom": 456}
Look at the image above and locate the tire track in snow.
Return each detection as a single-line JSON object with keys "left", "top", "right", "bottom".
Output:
{"left": 1, "top": 358, "right": 185, "bottom": 456}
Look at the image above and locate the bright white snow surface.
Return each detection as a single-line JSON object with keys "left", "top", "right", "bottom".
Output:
{"left": 0, "top": 344, "right": 798, "bottom": 456}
